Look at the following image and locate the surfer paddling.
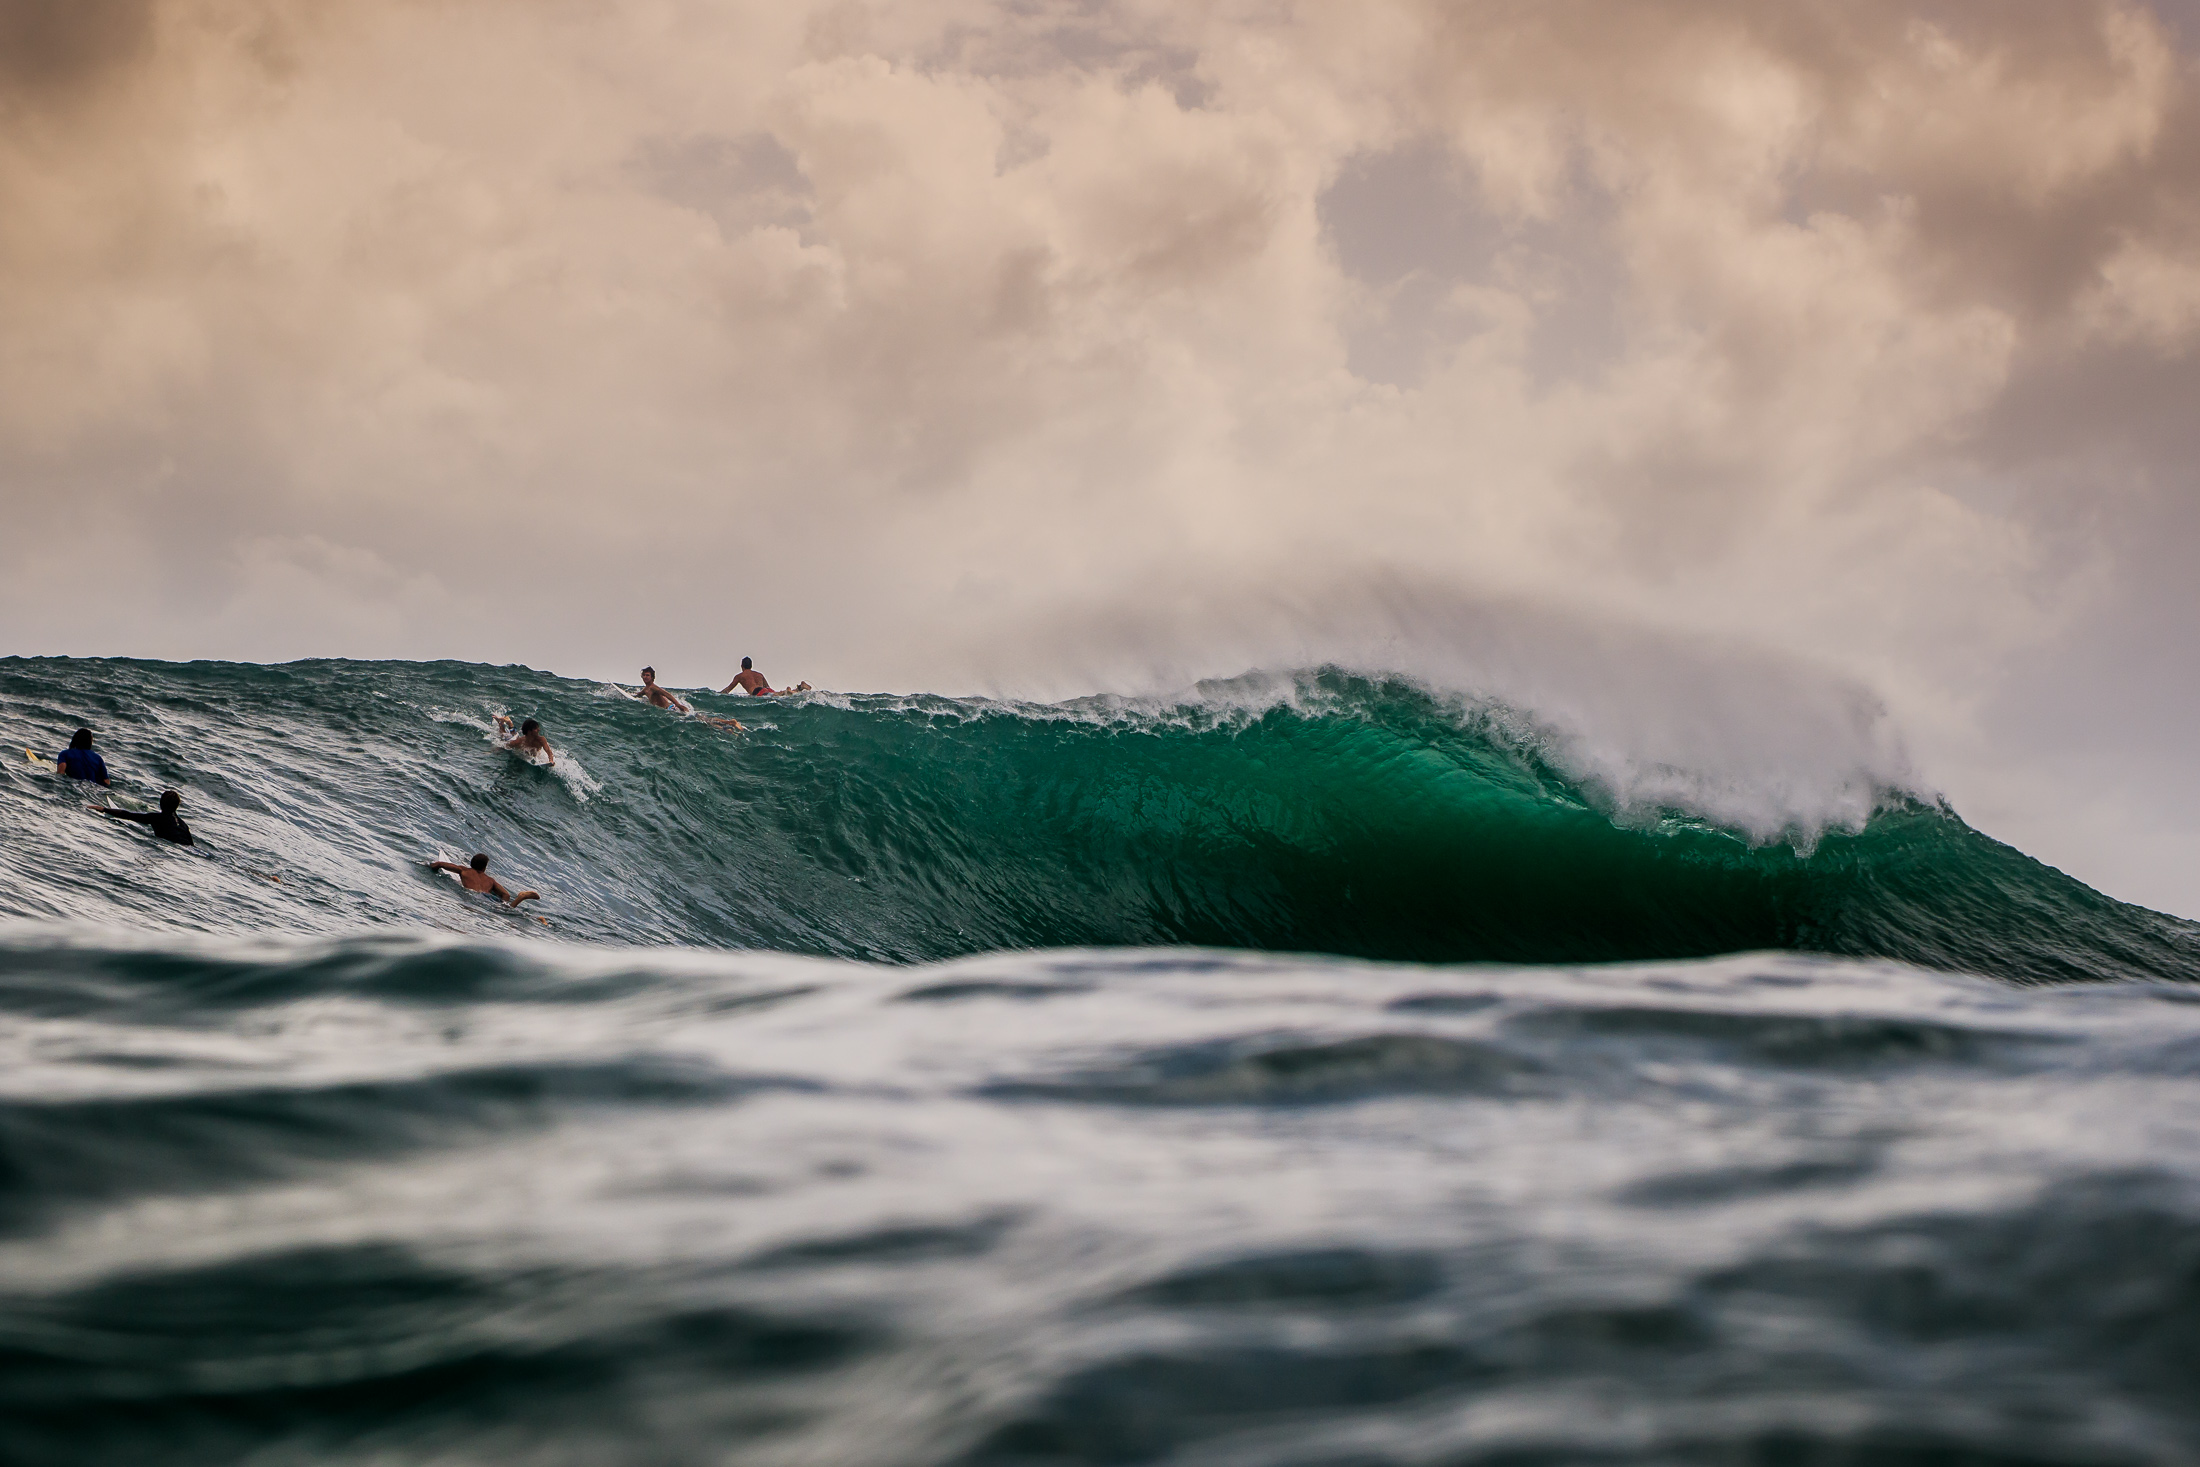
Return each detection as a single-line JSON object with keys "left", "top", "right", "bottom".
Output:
{"left": 719, "top": 658, "right": 812, "bottom": 697}
{"left": 51, "top": 728, "right": 110, "bottom": 786}
{"left": 629, "top": 667, "right": 745, "bottom": 732}
{"left": 634, "top": 666, "right": 688, "bottom": 711}
{"left": 97, "top": 789, "right": 194, "bottom": 846}
{"left": 495, "top": 715, "right": 555, "bottom": 766}
{"left": 425, "top": 853, "right": 540, "bottom": 908}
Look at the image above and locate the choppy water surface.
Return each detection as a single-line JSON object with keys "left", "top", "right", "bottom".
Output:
{"left": 3, "top": 938, "right": 2198, "bottom": 1465}
{"left": 4, "top": 657, "right": 2199, "bottom": 1463}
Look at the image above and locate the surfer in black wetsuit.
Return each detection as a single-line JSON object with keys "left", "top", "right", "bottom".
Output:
{"left": 98, "top": 789, "right": 194, "bottom": 845}
{"left": 426, "top": 852, "right": 540, "bottom": 907}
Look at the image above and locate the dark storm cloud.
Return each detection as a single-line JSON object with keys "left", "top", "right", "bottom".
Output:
{"left": 0, "top": 0, "right": 154, "bottom": 102}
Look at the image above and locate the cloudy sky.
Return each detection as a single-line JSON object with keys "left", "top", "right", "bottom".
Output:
{"left": 4, "top": 0, "right": 2200, "bottom": 914}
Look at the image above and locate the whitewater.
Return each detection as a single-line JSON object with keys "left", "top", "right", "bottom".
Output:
{"left": 3, "top": 655, "right": 2199, "bottom": 1465}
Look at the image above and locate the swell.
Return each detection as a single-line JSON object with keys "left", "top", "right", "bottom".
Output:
{"left": 2, "top": 656, "right": 2195, "bottom": 983}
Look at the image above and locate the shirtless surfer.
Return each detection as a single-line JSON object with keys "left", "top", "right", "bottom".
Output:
{"left": 631, "top": 667, "right": 745, "bottom": 731}
{"left": 634, "top": 666, "right": 688, "bottom": 711}
{"left": 720, "top": 658, "right": 812, "bottom": 697}
{"left": 495, "top": 715, "right": 555, "bottom": 765}
{"left": 425, "top": 852, "right": 540, "bottom": 907}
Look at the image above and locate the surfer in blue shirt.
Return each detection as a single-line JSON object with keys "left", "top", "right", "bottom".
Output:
{"left": 54, "top": 728, "right": 109, "bottom": 786}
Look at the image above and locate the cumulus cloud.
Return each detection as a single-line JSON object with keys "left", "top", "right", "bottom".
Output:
{"left": 3, "top": 0, "right": 2200, "bottom": 908}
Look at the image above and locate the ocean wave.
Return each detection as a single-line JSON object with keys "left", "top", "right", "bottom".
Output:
{"left": 3, "top": 655, "right": 2196, "bottom": 982}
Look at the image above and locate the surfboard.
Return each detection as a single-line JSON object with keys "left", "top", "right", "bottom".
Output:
{"left": 25, "top": 748, "right": 46, "bottom": 765}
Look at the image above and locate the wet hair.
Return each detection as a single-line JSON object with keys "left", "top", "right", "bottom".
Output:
{"left": 641, "top": 666, "right": 655, "bottom": 679}
{"left": 70, "top": 728, "right": 93, "bottom": 750}
{"left": 159, "top": 790, "right": 180, "bottom": 814}
{"left": 520, "top": 719, "right": 539, "bottom": 735}
{"left": 469, "top": 853, "right": 489, "bottom": 872}
{"left": 741, "top": 657, "right": 752, "bottom": 670}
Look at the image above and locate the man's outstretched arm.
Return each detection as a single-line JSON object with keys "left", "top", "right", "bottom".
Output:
{"left": 425, "top": 860, "right": 465, "bottom": 873}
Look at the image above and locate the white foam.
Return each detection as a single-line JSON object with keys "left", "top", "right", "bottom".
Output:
{"left": 548, "top": 753, "right": 602, "bottom": 802}
{"left": 953, "top": 577, "right": 1926, "bottom": 849}
{"left": 475, "top": 707, "right": 601, "bottom": 802}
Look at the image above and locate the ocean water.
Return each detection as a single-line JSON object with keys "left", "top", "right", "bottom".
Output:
{"left": 3, "top": 655, "right": 2198, "bottom": 1465}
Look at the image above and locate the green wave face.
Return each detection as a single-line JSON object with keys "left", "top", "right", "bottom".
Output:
{"left": 3, "top": 657, "right": 2194, "bottom": 982}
